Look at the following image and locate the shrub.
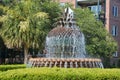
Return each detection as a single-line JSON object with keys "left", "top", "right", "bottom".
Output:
{"left": 0, "top": 68, "right": 120, "bottom": 80}
{"left": 0, "top": 64, "right": 26, "bottom": 71}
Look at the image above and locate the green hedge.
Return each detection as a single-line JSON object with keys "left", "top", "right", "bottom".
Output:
{"left": 0, "top": 68, "right": 120, "bottom": 80}
{"left": 0, "top": 64, "right": 26, "bottom": 71}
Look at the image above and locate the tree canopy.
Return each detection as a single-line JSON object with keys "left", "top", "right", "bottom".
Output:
{"left": 74, "top": 8, "right": 117, "bottom": 57}
{"left": 0, "top": 0, "right": 61, "bottom": 63}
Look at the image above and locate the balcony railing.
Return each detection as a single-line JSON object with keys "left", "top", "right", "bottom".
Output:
{"left": 77, "top": 0, "right": 104, "bottom": 6}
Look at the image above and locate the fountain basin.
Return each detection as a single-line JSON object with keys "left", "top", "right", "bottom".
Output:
{"left": 28, "top": 58, "right": 103, "bottom": 68}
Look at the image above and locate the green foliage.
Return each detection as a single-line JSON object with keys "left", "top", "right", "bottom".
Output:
{"left": 0, "top": 0, "right": 61, "bottom": 63}
{"left": 0, "top": 1, "right": 47, "bottom": 48}
{"left": 0, "top": 0, "right": 61, "bottom": 49}
{"left": 40, "top": 0, "right": 61, "bottom": 29}
{"left": 0, "top": 68, "right": 120, "bottom": 80}
{"left": 0, "top": 64, "right": 26, "bottom": 71}
{"left": 74, "top": 8, "right": 117, "bottom": 57}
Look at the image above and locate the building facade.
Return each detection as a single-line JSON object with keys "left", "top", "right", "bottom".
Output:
{"left": 59, "top": 0, "right": 120, "bottom": 65}
{"left": 105, "top": 0, "right": 120, "bottom": 66}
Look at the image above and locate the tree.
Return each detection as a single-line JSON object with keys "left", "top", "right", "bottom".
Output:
{"left": 74, "top": 8, "right": 117, "bottom": 58}
{"left": 0, "top": 0, "right": 61, "bottom": 64}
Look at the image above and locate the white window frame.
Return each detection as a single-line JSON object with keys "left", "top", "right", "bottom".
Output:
{"left": 112, "top": 6, "right": 118, "bottom": 17}
{"left": 112, "top": 25, "right": 118, "bottom": 36}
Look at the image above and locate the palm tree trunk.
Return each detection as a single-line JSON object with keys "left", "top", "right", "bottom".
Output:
{"left": 24, "top": 46, "right": 28, "bottom": 64}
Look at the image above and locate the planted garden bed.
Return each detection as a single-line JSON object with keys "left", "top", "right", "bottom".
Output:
{"left": 0, "top": 67, "right": 120, "bottom": 80}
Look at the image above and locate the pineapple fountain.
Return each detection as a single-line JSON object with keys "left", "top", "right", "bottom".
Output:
{"left": 28, "top": 8, "right": 103, "bottom": 68}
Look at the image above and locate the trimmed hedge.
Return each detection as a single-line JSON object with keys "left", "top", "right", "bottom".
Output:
{"left": 0, "top": 68, "right": 120, "bottom": 80}
{"left": 0, "top": 64, "right": 26, "bottom": 71}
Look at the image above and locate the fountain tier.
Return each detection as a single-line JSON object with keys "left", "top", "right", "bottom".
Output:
{"left": 46, "top": 26, "right": 86, "bottom": 58}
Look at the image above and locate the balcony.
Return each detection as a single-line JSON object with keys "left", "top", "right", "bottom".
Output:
{"left": 77, "top": 0, "right": 105, "bottom": 6}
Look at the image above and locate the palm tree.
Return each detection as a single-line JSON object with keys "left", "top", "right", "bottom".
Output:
{"left": 0, "top": 0, "right": 50, "bottom": 64}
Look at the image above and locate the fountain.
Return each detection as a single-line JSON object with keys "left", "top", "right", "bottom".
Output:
{"left": 28, "top": 8, "right": 103, "bottom": 68}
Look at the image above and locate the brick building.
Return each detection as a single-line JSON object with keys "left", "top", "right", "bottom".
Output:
{"left": 59, "top": 0, "right": 120, "bottom": 64}
{"left": 105, "top": 0, "right": 120, "bottom": 65}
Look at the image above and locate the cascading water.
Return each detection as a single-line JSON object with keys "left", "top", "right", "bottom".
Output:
{"left": 28, "top": 8, "right": 104, "bottom": 68}
{"left": 45, "top": 8, "right": 86, "bottom": 58}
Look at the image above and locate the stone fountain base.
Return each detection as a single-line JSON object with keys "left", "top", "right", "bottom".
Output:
{"left": 28, "top": 58, "right": 103, "bottom": 68}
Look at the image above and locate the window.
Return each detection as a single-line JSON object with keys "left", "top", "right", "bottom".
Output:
{"left": 88, "top": 5, "right": 101, "bottom": 15}
{"left": 112, "top": 25, "right": 118, "bottom": 36}
{"left": 112, "top": 6, "right": 118, "bottom": 17}
{"left": 113, "top": 51, "right": 118, "bottom": 57}
{"left": 60, "top": 2, "right": 65, "bottom": 6}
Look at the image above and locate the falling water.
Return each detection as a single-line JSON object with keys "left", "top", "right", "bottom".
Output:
{"left": 45, "top": 8, "right": 86, "bottom": 59}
